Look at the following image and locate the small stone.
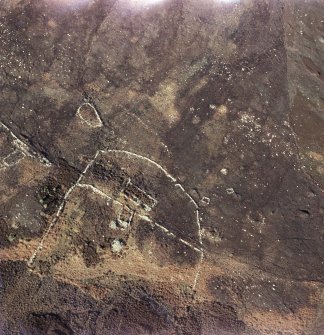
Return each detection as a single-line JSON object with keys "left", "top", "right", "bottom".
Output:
{"left": 118, "top": 219, "right": 130, "bottom": 229}
{"left": 109, "top": 220, "right": 117, "bottom": 230}
{"left": 111, "top": 239, "right": 124, "bottom": 253}
{"left": 8, "top": 234, "right": 16, "bottom": 242}
{"left": 192, "top": 115, "right": 201, "bottom": 125}
{"left": 201, "top": 196, "right": 210, "bottom": 205}
{"left": 220, "top": 168, "right": 228, "bottom": 175}
{"left": 226, "top": 188, "right": 235, "bottom": 195}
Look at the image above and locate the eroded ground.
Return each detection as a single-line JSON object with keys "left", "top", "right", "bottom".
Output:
{"left": 0, "top": 0, "right": 324, "bottom": 334}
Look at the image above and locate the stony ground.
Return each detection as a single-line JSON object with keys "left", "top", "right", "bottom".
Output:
{"left": 0, "top": 0, "right": 323, "bottom": 334}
